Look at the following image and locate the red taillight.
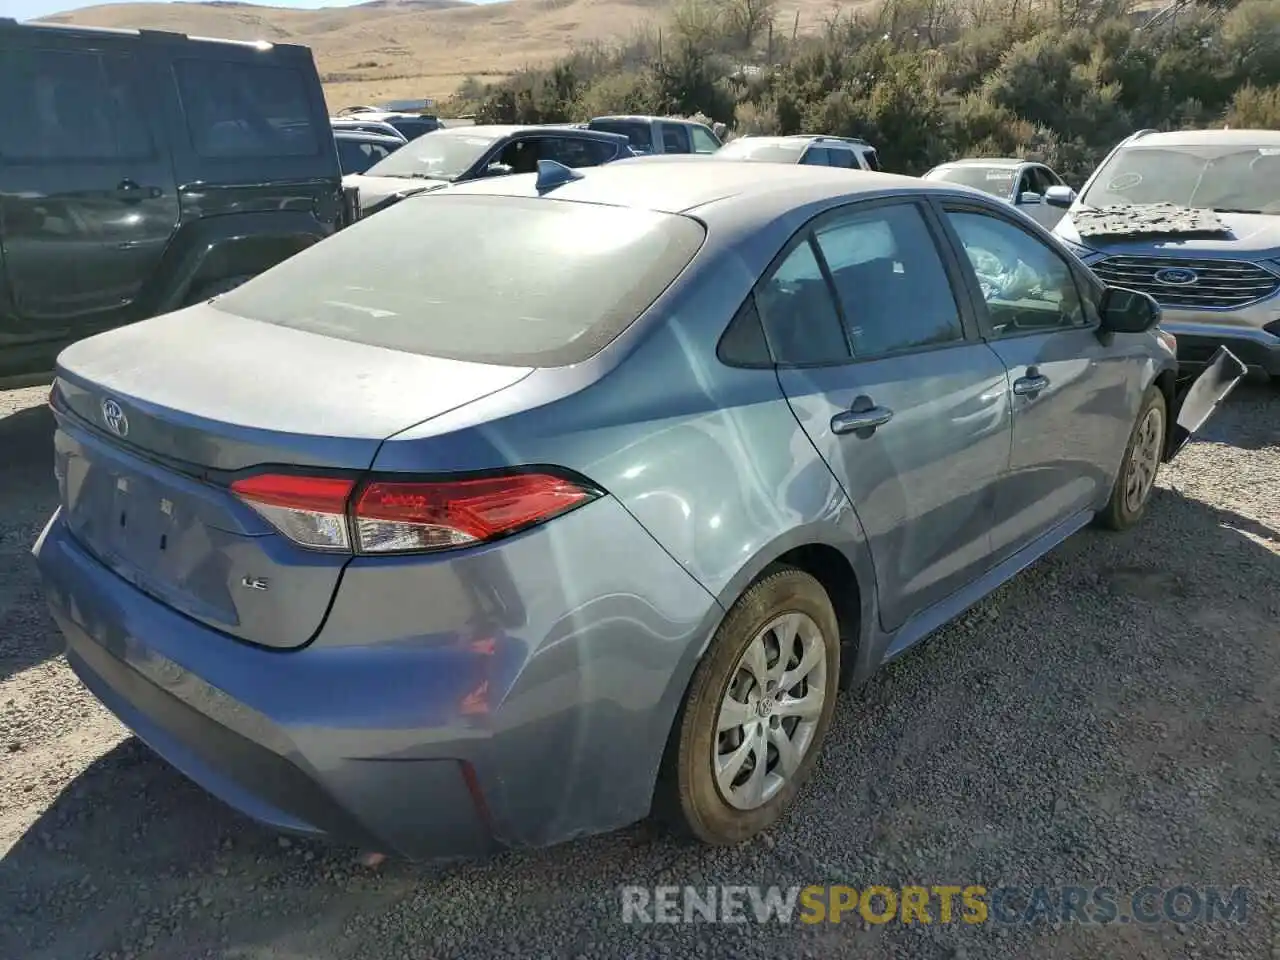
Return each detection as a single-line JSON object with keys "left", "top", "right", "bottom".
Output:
{"left": 230, "top": 470, "right": 598, "bottom": 555}
{"left": 230, "top": 474, "right": 355, "bottom": 552}
{"left": 354, "top": 473, "right": 597, "bottom": 553}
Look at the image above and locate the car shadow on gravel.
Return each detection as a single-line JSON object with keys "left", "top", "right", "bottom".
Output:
{"left": 1192, "top": 380, "right": 1277, "bottom": 450}
{"left": 2, "top": 479, "right": 1278, "bottom": 960}
{"left": 0, "top": 402, "right": 60, "bottom": 682}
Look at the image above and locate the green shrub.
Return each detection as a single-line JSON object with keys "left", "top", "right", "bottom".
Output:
{"left": 453, "top": 0, "right": 1280, "bottom": 177}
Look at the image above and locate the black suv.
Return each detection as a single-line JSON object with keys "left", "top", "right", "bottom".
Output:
{"left": 0, "top": 20, "right": 348, "bottom": 385}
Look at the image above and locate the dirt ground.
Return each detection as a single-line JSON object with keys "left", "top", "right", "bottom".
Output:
{"left": 1, "top": 381, "right": 1277, "bottom": 960}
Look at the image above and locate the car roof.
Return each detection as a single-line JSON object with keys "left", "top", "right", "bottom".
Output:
{"left": 935, "top": 158, "right": 1027, "bottom": 168}
{"left": 333, "top": 130, "right": 404, "bottom": 145}
{"left": 1, "top": 17, "right": 310, "bottom": 54}
{"left": 436, "top": 124, "right": 627, "bottom": 142}
{"left": 592, "top": 115, "right": 702, "bottom": 124}
{"left": 1130, "top": 128, "right": 1280, "bottom": 147}
{"left": 435, "top": 157, "right": 957, "bottom": 221}
{"left": 779, "top": 134, "right": 872, "bottom": 147}
{"left": 732, "top": 135, "right": 822, "bottom": 146}
{"left": 344, "top": 110, "right": 435, "bottom": 121}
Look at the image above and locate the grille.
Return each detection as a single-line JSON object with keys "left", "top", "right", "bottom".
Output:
{"left": 1090, "top": 255, "right": 1280, "bottom": 309}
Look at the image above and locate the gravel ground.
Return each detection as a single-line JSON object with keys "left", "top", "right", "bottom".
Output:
{"left": 1, "top": 381, "right": 1277, "bottom": 960}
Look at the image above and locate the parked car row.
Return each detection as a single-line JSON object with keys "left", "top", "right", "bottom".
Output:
{"left": 3, "top": 16, "right": 1274, "bottom": 390}
{"left": 923, "top": 131, "right": 1280, "bottom": 380}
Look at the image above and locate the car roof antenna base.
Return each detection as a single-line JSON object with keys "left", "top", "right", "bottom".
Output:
{"left": 535, "top": 159, "right": 584, "bottom": 193}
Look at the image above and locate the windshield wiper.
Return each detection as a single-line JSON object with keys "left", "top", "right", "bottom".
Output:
{"left": 1210, "top": 207, "right": 1267, "bottom": 214}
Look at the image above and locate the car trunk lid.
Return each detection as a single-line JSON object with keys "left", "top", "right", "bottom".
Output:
{"left": 52, "top": 302, "right": 532, "bottom": 649}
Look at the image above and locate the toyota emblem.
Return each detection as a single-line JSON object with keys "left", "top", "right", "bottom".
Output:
{"left": 101, "top": 398, "right": 129, "bottom": 437}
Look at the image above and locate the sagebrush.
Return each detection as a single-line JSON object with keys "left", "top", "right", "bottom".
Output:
{"left": 443, "top": 0, "right": 1280, "bottom": 180}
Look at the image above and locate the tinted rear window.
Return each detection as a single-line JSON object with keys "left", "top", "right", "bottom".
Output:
{"left": 211, "top": 194, "right": 707, "bottom": 366}
{"left": 590, "top": 120, "right": 654, "bottom": 150}
{"left": 174, "top": 58, "right": 319, "bottom": 158}
{"left": 927, "top": 165, "right": 1017, "bottom": 196}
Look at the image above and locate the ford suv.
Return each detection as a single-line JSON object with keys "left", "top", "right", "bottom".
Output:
{"left": 1049, "top": 129, "right": 1280, "bottom": 380}
{"left": 0, "top": 19, "right": 348, "bottom": 387}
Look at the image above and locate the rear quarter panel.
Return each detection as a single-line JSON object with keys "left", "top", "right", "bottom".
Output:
{"left": 366, "top": 233, "right": 879, "bottom": 646}
{"left": 322, "top": 238, "right": 878, "bottom": 840}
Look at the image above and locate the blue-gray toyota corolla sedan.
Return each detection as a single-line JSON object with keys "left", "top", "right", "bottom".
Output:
{"left": 33, "top": 158, "right": 1244, "bottom": 860}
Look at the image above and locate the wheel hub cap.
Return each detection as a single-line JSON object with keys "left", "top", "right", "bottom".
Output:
{"left": 711, "top": 611, "right": 829, "bottom": 811}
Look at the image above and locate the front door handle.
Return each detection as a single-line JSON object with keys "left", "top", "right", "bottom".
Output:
{"left": 831, "top": 396, "right": 894, "bottom": 436}
{"left": 1012, "top": 372, "right": 1050, "bottom": 396}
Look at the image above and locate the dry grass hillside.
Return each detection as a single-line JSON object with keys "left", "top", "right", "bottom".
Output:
{"left": 41, "top": 0, "right": 886, "bottom": 107}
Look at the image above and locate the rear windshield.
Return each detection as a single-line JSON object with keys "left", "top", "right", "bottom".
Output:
{"left": 363, "top": 131, "right": 499, "bottom": 180}
{"left": 927, "top": 165, "right": 1017, "bottom": 196}
{"left": 211, "top": 194, "right": 707, "bottom": 366}
{"left": 387, "top": 117, "right": 439, "bottom": 139}
{"left": 590, "top": 120, "right": 654, "bottom": 150}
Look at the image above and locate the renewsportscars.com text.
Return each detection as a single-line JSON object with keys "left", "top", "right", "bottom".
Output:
{"left": 620, "top": 884, "right": 1250, "bottom": 926}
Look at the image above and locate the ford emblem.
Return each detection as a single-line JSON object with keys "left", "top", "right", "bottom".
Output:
{"left": 101, "top": 398, "right": 129, "bottom": 437}
{"left": 1153, "top": 267, "right": 1199, "bottom": 286}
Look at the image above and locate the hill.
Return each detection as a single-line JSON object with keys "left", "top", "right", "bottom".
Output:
{"left": 39, "top": 0, "right": 883, "bottom": 108}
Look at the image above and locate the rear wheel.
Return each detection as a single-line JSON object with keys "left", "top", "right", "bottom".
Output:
{"left": 662, "top": 567, "right": 840, "bottom": 845}
{"left": 1097, "top": 386, "right": 1167, "bottom": 531}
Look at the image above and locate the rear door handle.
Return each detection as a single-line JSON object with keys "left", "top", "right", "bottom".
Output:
{"left": 831, "top": 398, "right": 894, "bottom": 436}
{"left": 1012, "top": 373, "right": 1050, "bottom": 396}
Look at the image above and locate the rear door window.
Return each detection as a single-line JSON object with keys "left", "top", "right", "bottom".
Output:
{"left": 541, "top": 136, "right": 617, "bottom": 167}
{"left": 0, "top": 47, "right": 153, "bottom": 162}
{"left": 813, "top": 203, "right": 964, "bottom": 358}
{"left": 659, "top": 123, "right": 693, "bottom": 154}
{"left": 826, "top": 147, "right": 856, "bottom": 169}
{"left": 174, "top": 58, "right": 319, "bottom": 158}
{"left": 801, "top": 146, "right": 831, "bottom": 166}
{"left": 336, "top": 138, "right": 393, "bottom": 174}
{"left": 589, "top": 120, "right": 653, "bottom": 152}
{"left": 690, "top": 125, "right": 721, "bottom": 153}
{"left": 211, "top": 194, "right": 707, "bottom": 367}
{"left": 386, "top": 117, "right": 437, "bottom": 140}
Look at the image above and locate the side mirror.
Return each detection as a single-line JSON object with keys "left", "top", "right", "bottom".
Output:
{"left": 1099, "top": 286, "right": 1161, "bottom": 334}
{"left": 1017, "top": 191, "right": 1043, "bottom": 205}
{"left": 483, "top": 162, "right": 513, "bottom": 178}
{"left": 1044, "top": 185, "right": 1076, "bottom": 208}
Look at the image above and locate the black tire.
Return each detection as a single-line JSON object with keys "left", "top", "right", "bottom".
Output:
{"left": 183, "top": 274, "right": 253, "bottom": 306}
{"left": 1097, "top": 386, "right": 1167, "bottom": 531}
{"left": 661, "top": 567, "right": 840, "bottom": 845}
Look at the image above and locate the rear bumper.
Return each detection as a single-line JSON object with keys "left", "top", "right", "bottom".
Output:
{"left": 1160, "top": 317, "right": 1280, "bottom": 376}
{"left": 34, "top": 498, "right": 721, "bottom": 860}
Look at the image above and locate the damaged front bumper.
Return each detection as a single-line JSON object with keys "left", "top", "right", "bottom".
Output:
{"left": 1165, "top": 345, "right": 1247, "bottom": 461}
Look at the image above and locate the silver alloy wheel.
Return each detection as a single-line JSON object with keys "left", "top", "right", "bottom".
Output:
{"left": 712, "top": 611, "right": 828, "bottom": 811}
{"left": 1124, "top": 405, "right": 1164, "bottom": 514}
